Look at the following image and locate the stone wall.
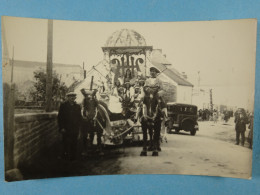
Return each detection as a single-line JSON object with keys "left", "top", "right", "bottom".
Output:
{"left": 13, "top": 112, "right": 60, "bottom": 168}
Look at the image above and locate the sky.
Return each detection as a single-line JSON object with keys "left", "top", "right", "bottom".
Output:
{"left": 2, "top": 16, "right": 257, "bottom": 109}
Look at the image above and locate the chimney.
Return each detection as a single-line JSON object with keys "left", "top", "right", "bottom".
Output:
{"left": 83, "top": 62, "right": 86, "bottom": 79}
{"left": 84, "top": 70, "right": 86, "bottom": 79}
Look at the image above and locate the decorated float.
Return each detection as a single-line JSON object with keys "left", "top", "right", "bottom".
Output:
{"left": 73, "top": 29, "right": 182, "bottom": 145}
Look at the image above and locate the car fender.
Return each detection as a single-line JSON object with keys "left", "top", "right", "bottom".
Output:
{"left": 181, "top": 117, "right": 196, "bottom": 125}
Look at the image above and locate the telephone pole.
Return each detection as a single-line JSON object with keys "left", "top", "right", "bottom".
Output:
{"left": 45, "top": 19, "right": 53, "bottom": 112}
{"left": 210, "top": 89, "right": 213, "bottom": 112}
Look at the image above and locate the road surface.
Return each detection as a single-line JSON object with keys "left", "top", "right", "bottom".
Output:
{"left": 21, "top": 118, "right": 252, "bottom": 180}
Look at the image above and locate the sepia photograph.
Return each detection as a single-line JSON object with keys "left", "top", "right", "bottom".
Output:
{"left": 2, "top": 16, "right": 256, "bottom": 181}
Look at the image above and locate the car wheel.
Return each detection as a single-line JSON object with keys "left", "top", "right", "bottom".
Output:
{"left": 167, "top": 127, "right": 172, "bottom": 134}
{"left": 175, "top": 129, "right": 180, "bottom": 133}
{"left": 190, "top": 129, "right": 196, "bottom": 136}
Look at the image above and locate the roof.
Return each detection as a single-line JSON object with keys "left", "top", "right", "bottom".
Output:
{"left": 151, "top": 61, "right": 193, "bottom": 87}
{"left": 150, "top": 50, "right": 193, "bottom": 87}
{"left": 151, "top": 49, "right": 171, "bottom": 65}
{"left": 13, "top": 60, "right": 81, "bottom": 69}
{"left": 105, "top": 29, "right": 147, "bottom": 47}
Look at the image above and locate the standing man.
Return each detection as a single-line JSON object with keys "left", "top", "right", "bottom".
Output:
{"left": 234, "top": 109, "right": 248, "bottom": 146}
{"left": 144, "top": 67, "right": 166, "bottom": 155}
{"left": 248, "top": 112, "right": 254, "bottom": 149}
{"left": 58, "top": 92, "right": 82, "bottom": 161}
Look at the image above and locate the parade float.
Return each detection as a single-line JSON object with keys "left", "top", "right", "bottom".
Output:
{"left": 73, "top": 29, "right": 192, "bottom": 145}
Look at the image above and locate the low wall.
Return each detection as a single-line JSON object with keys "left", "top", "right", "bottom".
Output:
{"left": 13, "top": 112, "right": 60, "bottom": 168}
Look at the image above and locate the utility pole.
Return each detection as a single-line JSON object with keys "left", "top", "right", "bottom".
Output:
{"left": 45, "top": 19, "right": 53, "bottom": 112}
{"left": 210, "top": 89, "right": 213, "bottom": 112}
{"left": 197, "top": 71, "right": 200, "bottom": 95}
{"left": 4, "top": 46, "right": 15, "bottom": 172}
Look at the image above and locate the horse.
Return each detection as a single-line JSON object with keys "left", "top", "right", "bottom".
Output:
{"left": 80, "top": 89, "right": 106, "bottom": 156}
{"left": 138, "top": 86, "right": 166, "bottom": 156}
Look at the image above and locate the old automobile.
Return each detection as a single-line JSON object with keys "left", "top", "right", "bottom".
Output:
{"left": 166, "top": 103, "right": 199, "bottom": 135}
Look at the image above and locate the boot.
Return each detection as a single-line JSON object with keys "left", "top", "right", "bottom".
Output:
{"left": 140, "top": 151, "right": 147, "bottom": 156}
{"left": 152, "top": 151, "right": 158, "bottom": 156}
{"left": 148, "top": 144, "right": 153, "bottom": 151}
{"left": 140, "top": 147, "right": 147, "bottom": 156}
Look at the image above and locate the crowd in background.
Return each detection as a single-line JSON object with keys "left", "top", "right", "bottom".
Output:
{"left": 197, "top": 107, "right": 254, "bottom": 149}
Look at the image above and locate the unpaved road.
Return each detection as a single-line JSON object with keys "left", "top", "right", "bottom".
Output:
{"left": 22, "top": 118, "right": 252, "bottom": 180}
{"left": 91, "top": 118, "right": 252, "bottom": 179}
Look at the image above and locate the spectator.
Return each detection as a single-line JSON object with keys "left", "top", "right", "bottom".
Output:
{"left": 58, "top": 92, "right": 82, "bottom": 161}
{"left": 248, "top": 112, "right": 254, "bottom": 149}
{"left": 234, "top": 109, "right": 248, "bottom": 146}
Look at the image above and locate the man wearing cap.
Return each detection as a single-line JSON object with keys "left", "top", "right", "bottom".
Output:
{"left": 234, "top": 109, "right": 249, "bottom": 146}
{"left": 144, "top": 67, "right": 161, "bottom": 93}
{"left": 58, "top": 92, "right": 82, "bottom": 161}
{"left": 143, "top": 67, "right": 166, "bottom": 153}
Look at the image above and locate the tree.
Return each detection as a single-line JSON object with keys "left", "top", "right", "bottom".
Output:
{"left": 30, "top": 69, "right": 68, "bottom": 107}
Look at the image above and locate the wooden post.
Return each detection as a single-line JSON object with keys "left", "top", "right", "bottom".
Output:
{"left": 210, "top": 89, "right": 213, "bottom": 112}
{"left": 4, "top": 46, "right": 16, "bottom": 171}
{"left": 4, "top": 83, "right": 15, "bottom": 171}
{"left": 45, "top": 19, "right": 53, "bottom": 112}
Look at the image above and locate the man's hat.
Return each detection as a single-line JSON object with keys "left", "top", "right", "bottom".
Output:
{"left": 66, "top": 92, "right": 77, "bottom": 96}
{"left": 150, "top": 67, "right": 160, "bottom": 73}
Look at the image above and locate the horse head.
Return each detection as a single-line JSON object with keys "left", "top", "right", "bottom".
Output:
{"left": 81, "top": 89, "right": 99, "bottom": 120}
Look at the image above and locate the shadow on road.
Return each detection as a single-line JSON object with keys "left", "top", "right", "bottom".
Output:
{"left": 19, "top": 141, "right": 130, "bottom": 180}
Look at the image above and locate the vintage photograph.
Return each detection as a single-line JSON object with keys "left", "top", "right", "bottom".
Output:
{"left": 2, "top": 16, "right": 256, "bottom": 181}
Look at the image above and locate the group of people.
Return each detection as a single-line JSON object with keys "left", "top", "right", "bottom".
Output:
{"left": 198, "top": 107, "right": 254, "bottom": 149}
{"left": 57, "top": 66, "right": 168, "bottom": 160}
{"left": 110, "top": 69, "right": 147, "bottom": 108}
{"left": 198, "top": 109, "right": 233, "bottom": 123}
{"left": 198, "top": 109, "right": 212, "bottom": 121}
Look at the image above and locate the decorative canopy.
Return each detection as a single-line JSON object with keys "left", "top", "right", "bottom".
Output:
{"left": 102, "top": 29, "right": 152, "bottom": 55}
{"left": 105, "top": 29, "right": 147, "bottom": 47}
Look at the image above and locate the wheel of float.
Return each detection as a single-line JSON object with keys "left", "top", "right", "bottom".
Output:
{"left": 97, "top": 104, "right": 113, "bottom": 145}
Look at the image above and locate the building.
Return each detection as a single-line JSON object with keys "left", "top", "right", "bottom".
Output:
{"left": 148, "top": 49, "right": 193, "bottom": 103}
{"left": 3, "top": 60, "right": 84, "bottom": 87}
{"left": 2, "top": 60, "right": 84, "bottom": 101}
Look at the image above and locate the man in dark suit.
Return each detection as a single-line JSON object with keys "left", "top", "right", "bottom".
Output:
{"left": 58, "top": 92, "right": 82, "bottom": 160}
{"left": 234, "top": 109, "right": 248, "bottom": 146}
